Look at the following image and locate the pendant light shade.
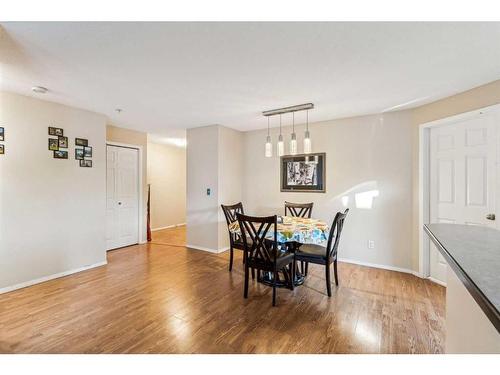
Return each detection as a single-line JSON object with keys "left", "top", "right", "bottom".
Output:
{"left": 277, "top": 114, "right": 284, "bottom": 157}
{"left": 265, "top": 117, "right": 272, "bottom": 157}
{"left": 289, "top": 112, "right": 297, "bottom": 155}
{"left": 303, "top": 110, "right": 312, "bottom": 154}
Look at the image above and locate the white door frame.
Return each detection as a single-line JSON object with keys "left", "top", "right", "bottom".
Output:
{"left": 418, "top": 103, "right": 500, "bottom": 278}
{"left": 106, "top": 141, "right": 145, "bottom": 246}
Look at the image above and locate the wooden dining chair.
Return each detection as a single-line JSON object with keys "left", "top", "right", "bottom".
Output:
{"left": 236, "top": 213, "right": 295, "bottom": 306}
{"left": 284, "top": 201, "right": 314, "bottom": 273}
{"left": 284, "top": 201, "right": 314, "bottom": 218}
{"left": 221, "top": 202, "right": 245, "bottom": 272}
{"left": 294, "top": 209, "right": 349, "bottom": 297}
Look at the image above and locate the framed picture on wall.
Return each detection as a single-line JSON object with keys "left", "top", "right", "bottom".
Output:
{"left": 53, "top": 150, "right": 68, "bottom": 159}
{"left": 75, "top": 138, "right": 88, "bottom": 146}
{"left": 83, "top": 146, "right": 92, "bottom": 157}
{"left": 75, "top": 148, "right": 84, "bottom": 160}
{"left": 280, "top": 153, "right": 326, "bottom": 193}
{"left": 80, "top": 159, "right": 92, "bottom": 168}
{"left": 58, "top": 136, "right": 68, "bottom": 148}
{"left": 48, "top": 138, "right": 59, "bottom": 151}
{"left": 0, "top": 144, "right": 4, "bottom": 155}
{"left": 49, "top": 127, "right": 64, "bottom": 136}
{"left": 0, "top": 126, "right": 4, "bottom": 141}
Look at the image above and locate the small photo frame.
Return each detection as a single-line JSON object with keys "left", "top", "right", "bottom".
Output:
{"left": 75, "top": 138, "right": 88, "bottom": 147}
{"left": 0, "top": 144, "right": 4, "bottom": 155}
{"left": 0, "top": 126, "right": 4, "bottom": 141}
{"left": 80, "top": 159, "right": 92, "bottom": 168}
{"left": 58, "top": 136, "right": 68, "bottom": 148}
{"left": 48, "top": 138, "right": 59, "bottom": 151}
{"left": 75, "top": 148, "right": 84, "bottom": 160}
{"left": 49, "top": 127, "right": 64, "bottom": 136}
{"left": 53, "top": 150, "right": 68, "bottom": 159}
{"left": 83, "top": 146, "right": 92, "bottom": 158}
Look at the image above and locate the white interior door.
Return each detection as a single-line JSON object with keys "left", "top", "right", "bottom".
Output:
{"left": 429, "top": 113, "right": 497, "bottom": 284}
{"left": 106, "top": 145, "right": 140, "bottom": 250}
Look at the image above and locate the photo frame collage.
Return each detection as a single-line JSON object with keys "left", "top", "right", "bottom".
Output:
{"left": 48, "top": 126, "right": 68, "bottom": 159}
{"left": 48, "top": 126, "right": 92, "bottom": 167}
{"left": 0, "top": 126, "right": 4, "bottom": 155}
{"left": 74, "top": 138, "right": 92, "bottom": 168}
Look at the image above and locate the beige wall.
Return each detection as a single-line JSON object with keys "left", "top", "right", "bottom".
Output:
{"left": 218, "top": 126, "right": 244, "bottom": 249}
{"left": 147, "top": 141, "right": 186, "bottom": 230}
{"left": 410, "top": 79, "right": 500, "bottom": 272}
{"left": 106, "top": 125, "right": 148, "bottom": 243}
{"left": 242, "top": 111, "right": 415, "bottom": 271}
{"left": 186, "top": 125, "right": 220, "bottom": 250}
{"left": 0, "top": 91, "right": 107, "bottom": 291}
{"left": 186, "top": 125, "right": 243, "bottom": 251}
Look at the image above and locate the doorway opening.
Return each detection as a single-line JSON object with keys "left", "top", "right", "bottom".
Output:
{"left": 146, "top": 133, "right": 187, "bottom": 248}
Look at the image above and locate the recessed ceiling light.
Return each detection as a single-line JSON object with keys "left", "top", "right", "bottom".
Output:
{"left": 32, "top": 86, "right": 48, "bottom": 94}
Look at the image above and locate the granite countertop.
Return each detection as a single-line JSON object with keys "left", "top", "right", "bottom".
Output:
{"left": 424, "top": 223, "right": 500, "bottom": 332}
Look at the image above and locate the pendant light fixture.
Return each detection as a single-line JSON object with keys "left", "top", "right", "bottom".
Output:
{"left": 303, "top": 109, "right": 312, "bottom": 154}
{"left": 262, "top": 103, "right": 314, "bottom": 158}
{"left": 265, "top": 116, "right": 272, "bottom": 157}
{"left": 277, "top": 114, "right": 284, "bottom": 157}
{"left": 289, "top": 112, "right": 297, "bottom": 155}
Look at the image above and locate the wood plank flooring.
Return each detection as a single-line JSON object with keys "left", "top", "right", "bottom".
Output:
{"left": 0, "top": 228, "right": 445, "bottom": 353}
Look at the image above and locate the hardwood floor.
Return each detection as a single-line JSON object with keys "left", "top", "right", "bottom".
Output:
{"left": 0, "top": 239, "right": 445, "bottom": 354}
{"left": 151, "top": 226, "right": 186, "bottom": 247}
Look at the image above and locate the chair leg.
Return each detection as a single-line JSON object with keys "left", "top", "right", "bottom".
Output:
{"left": 301, "top": 261, "right": 305, "bottom": 274}
{"left": 333, "top": 259, "right": 339, "bottom": 286}
{"left": 291, "top": 263, "right": 295, "bottom": 291}
{"left": 305, "top": 262, "right": 309, "bottom": 276}
{"left": 325, "top": 263, "right": 332, "bottom": 297}
{"left": 229, "top": 247, "right": 234, "bottom": 271}
{"left": 272, "top": 271, "right": 277, "bottom": 306}
{"left": 244, "top": 264, "right": 249, "bottom": 299}
{"left": 251, "top": 267, "right": 255, "bottom": 280}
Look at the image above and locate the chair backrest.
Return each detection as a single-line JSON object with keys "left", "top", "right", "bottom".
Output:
{"left": 284, "top": 201, "right": 313, "bottom": 218}
{"left": 236, "top": 213, "right": 278, "bottom": 267}
{"left": 221, "top": 202, "right": 244, "bottom": 225}
{"left": 325, "top": 209, "right": 349, "bottom": 259}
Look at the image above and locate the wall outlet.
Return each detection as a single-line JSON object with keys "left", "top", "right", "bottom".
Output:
{"left": 367, "top": 240, "right": 375, "bottom": 249}
{"left": 206, "top": 188, "right": 211, "bottom": 196}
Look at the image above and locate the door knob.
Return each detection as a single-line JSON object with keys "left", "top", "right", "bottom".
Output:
{"left": 486, "top": 213, "right": 495, "bottom": 220}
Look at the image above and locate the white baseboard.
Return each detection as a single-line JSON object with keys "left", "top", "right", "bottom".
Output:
{"left": 186, "top": 244, "right": 229, "bottom": 254}
{"left": 427, "top": 276, "right": 447, "bottom": 287}
{"left": 152, "top": 223, "right": 186, "bottom": 232}
{"left": 338, "top": 257, "right": 421, "bottom": 277}
{"left": 0, "top": 261, "right": 108, "bottom": 295}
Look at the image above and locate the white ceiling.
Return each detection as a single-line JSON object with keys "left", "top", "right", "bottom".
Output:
{"left": 1, "top": 22, "right": 500, "bottom": 134}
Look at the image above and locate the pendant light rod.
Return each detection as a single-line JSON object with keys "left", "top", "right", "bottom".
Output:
{"left": 262, "top": 103, "right": 314, "bottom": 117}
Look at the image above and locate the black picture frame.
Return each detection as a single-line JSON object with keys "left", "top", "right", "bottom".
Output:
{"left": 75, "top": 148, "right": 84, "bottom": 160}
{"left": 280, "top": 153, "right": 326, "bottom": 193}
{"left": 0, "top": 144, "right": 4, "bottom": 155}
{"left": 80, "top": 159, "right": 92, "bottom": 168}
{"left": 48, "top": 138, "right": 59, "bottom": 151}
{"left": 83, "top": 146, "right": 92, "bottom": 158}
{"left": 0, "top": 126, "right": 4, "bottom": 141}
{"left": 48, "top": 127, "right": 64, "bottom": 136}
{"left": 75, "top": 138, "right": 88, "bottom": 147}
{"left": 58, "top": 136, "right": 68, "bottom": 148}
{"left": 53, "top": 150, "right": 68, "bottom": 159}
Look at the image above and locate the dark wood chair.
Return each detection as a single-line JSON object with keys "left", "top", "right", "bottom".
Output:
{"left": 284, "top": 201, "right": 314, "bottom": 218}
{"left": 284, "top": 201, "right": 314, "bottom": 273}
{"left": 294, "top": 209, "right": 349, "bottom": 297}
{"left": 236, "top": 213, "right": 295, "bottom": 306}
{"left": 221, "top": 202, "right": 245, "bottom": 272}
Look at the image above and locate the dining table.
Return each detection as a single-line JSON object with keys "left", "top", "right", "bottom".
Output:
{"left": 229, "top": 215, "right": 329, "bottom": 288}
